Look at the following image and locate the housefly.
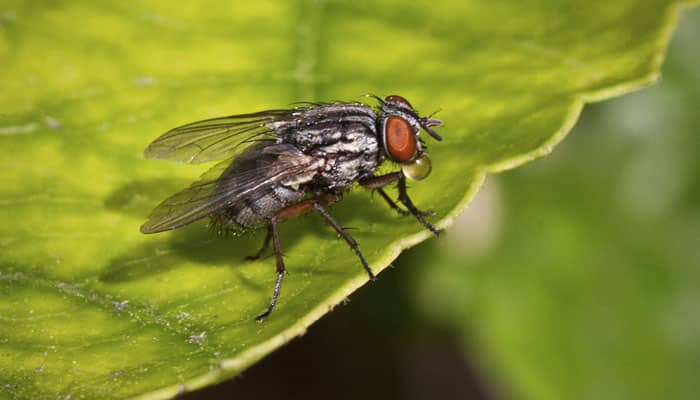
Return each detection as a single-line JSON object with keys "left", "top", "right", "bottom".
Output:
{"left": 140, "top": 95, "right": 443, "bottom": 320}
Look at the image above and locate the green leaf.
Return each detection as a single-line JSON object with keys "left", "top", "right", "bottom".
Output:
{"left": 0, "top": 1, "right": 695, "bottom": 398}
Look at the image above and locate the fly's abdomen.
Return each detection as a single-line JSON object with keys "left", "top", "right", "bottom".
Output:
{"left": 210, "top": 184, "right": 305, "bottom": 232}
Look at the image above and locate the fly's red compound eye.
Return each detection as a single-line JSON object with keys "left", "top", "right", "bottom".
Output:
{"left": 384, "top": 116, "right": 417, "bottom": 162}
{"left": 384, "top": 95, "right": 412, "bottom": 109}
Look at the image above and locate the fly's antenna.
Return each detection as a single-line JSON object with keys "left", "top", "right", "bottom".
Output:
{"left": 419, "top": 115, "right": 443, "bottom": 141}
{"left": 427, "top": 108, "right": 442, "bottom": 119}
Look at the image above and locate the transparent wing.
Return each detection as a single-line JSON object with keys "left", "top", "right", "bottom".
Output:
{"left": 140, "top": 142, "right": 315, "bottom": 233}
{"left": 144, "top": 109, "right": 296, "bottom": 164}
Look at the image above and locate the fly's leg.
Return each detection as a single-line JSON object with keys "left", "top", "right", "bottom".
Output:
{"left": 256, "top": 217, "right": 285, "bottom": 321}
{"left": 359, "top": 171, "right": 403, "bottom": 189}
{"left": 312, "top": 199, "right": 375, "bottom": 280}
{"left": 376, "top": 188, "right": 410, "bottom": 216}
{"left": 245, "top": 226, "right": 272, "bottom": 261}
{"left": 359, "top": 173, "right": 435, "bottom": 217}
{"left": 255, "top": 193, "right": 340, "bottom": 321}
{"left": 397, "top": 175, "right": 441, "bottom": 236}
{"left": 360, "top": 172, "right": 409, "bottom": 215}
{"left": 375, "top": 188, "right": 435, "bottom": 217}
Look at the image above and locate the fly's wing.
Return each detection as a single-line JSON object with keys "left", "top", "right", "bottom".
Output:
{"left": 144, "top": 109, "right": 296, "bottom": 164}
{"left": 140, "top": 143, "right": 316, "bottom": 233}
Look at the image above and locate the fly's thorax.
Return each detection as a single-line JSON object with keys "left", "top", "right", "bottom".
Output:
{"left": 273, "top": 103, "right": 382, "bottom": 189}
{"left": 313, "top": 129, "right": 381, "bottom": 188}
{"left": 272, "top": 103, "right": 378, "bottom": 148}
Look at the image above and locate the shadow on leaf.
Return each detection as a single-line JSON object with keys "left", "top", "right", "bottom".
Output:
{"left": 101, "top": 178, "right": 418, "bottom": 284}
{"left": 103, "top": 178, "right": 192, "bottom": 217}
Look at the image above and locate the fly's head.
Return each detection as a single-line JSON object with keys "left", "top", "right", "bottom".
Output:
{"left": 378, "top": 95, "right": 443, "bottom": 181}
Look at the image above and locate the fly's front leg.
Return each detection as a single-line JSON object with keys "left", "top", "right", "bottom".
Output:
{"left": 359, "top": 172, "right": 403, "bottom": 189}
{"left": 359, "top": 172, "right": 409, "bottom": 216}
{"left": 397, "top": 175, "right": 441, "bottom": 236}
{"left": 359, "top": 172, "right": 435, "bottom": 218}
{"left": 376, "top": 188, "right": 410, "bottom": 216}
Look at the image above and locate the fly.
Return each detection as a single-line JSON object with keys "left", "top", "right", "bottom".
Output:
{"left": 140, "top": 95, "right": 443, "bottom": 320}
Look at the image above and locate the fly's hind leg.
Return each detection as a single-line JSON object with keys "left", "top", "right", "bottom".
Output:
{"left": 245, "top": 226, "right": 272, "bottom": 261}
{"left": 255, "top": 193, "right": 340, "bottom": 321}
{"left": 255, "top": 217, "right": 285, "bottom": 321}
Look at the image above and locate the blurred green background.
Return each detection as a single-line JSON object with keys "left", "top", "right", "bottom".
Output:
{"left": 186, "top": 7, "right": 700, "bottom": 400}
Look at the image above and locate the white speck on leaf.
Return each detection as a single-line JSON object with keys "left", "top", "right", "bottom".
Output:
{"left": 188, "top": 332, "right": 206, "bottom": 344}
{"left": 134, "top": 76, "right": 157, "bottom": 87}
{"left": 44, "top": 116, "right": 62, "bottom": 130}
{"left": 112, "top": 300, "right": 129, "bottom": 313}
